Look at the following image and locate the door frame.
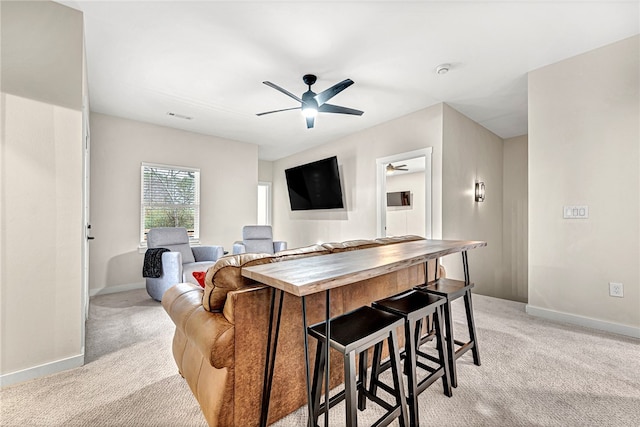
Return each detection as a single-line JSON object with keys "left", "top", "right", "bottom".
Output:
{"left": 376, "top": 148, "right": 432, "bottom": 238}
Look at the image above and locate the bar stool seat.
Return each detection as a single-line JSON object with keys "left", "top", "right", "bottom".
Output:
{"left": 308, "top": 305, "right": 409, "bottom": 427}
{"left": 370, "top": 290, "right": 451, "bottom": 427}
{"left": 415, "top": 278, "right": 481, "bottom": 388}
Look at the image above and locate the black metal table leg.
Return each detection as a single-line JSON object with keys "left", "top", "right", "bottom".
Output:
{"left": 324, "top": 289, "right": 330, "bottom": 427}
{"left": 462, "top": 251, "right": 470, "bottom": 284}
{"left": 302, "top": 290, "right": 331, "bottom": 427}
{"left": 302, "top": 296, "right": 315, "bottom": 427}
{"left": 260, "top": 288, "right": 284, "bottom": 427}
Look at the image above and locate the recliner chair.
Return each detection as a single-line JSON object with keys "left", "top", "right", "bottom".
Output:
{"left": 145, "top": 227, "right": 224, "bottom": 301}
{"left": 232, "top": 225, "right": 287, "bottom": 255}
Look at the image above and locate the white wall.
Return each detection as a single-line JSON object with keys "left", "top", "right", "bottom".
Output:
{"left": 258, "top": 159, "right": 274, "bottom": 182}
{"left": 441, "top": 104, "right": 505, "bottom": 299}
{"left": 503, "top": 135, "right": 528, "bottom": 302}
{"left": 1, "top": 0, "right": 85, "bottom": 385}
{"left": 271, "top": 103, "right": 507, "bottom": 300}
{"left": 386, "top": 172, "right": 425, "bottom": 237}
{"left": 528, "top": 35, "right": 639, "bottom": 336}
{"left": 89, "top": 113, "right": 258, "bottom": 294}
{"left": 272, "top": 105, "right": 443, "bottom": 248}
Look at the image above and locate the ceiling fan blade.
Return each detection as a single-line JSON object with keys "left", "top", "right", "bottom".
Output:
{"left": 263, "top": 81, "right": 303, "bottom": 103}
{"left": 314, "top": 79, "right": 354, "bottom": 106}
{"left": 396, "top": 164, "right": 407, "bottom": 168}
{"left": 306, "top": 115, "right": 315, "bottom": 129}
{"left": 256, "top": 106, "right": 301, "bottom": 116}
{"left": 318, "top": 103, "right": 363, "bottom": 116}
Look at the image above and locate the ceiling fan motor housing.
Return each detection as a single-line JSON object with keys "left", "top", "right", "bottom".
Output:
{"left": 302, "top": 74, "right": 317, "bottom": 86}
{"left": 302, "top": 90, "right": 318, "bottom": 108}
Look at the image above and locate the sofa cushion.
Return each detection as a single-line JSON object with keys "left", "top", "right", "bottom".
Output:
{"left": 203, "top": 253, "right": 275, "bottom": 312}
{"left": 322, "top": 239, "right": 382, "bottom": 253}
{"left": 275, "top": 244, "right": 330, "bottom": 261}
{"left": 192, "top": 271, "right": 206, "bottom": 287}
{"left": 183, "top": 261, "right": 217, "bottom": 286}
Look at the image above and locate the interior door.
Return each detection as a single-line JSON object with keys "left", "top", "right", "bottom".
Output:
{"left": 82, "top": 98, "right": 91, "bottom": 322}
{"left": 376, "top": 148, "right": 433, "bottom": 238}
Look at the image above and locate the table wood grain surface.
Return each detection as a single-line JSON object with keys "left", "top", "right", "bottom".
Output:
{"left": 242, "top": 239, "right": 486, "bottom": 297}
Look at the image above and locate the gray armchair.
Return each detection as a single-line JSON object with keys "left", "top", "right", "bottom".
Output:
{"left": 232, "top": 225, "right": 287, "bottom": 255}
{"left": 145, "top": 227, "right": 224, "bottom": 301}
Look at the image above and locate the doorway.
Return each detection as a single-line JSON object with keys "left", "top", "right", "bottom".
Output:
{"left": 376, "top": 148, "right": 432, "bottom": 238}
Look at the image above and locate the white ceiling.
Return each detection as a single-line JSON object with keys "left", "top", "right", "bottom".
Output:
{"left": 59, "top": 1, "right": 639, "bottom": 160}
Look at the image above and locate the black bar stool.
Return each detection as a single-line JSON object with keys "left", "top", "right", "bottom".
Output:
{"left": 308, "top": 306, "right": 409, "bottom": 427}
{"left": 370, "top": 290, "right": 451, "bottom": 427}
{"left": 414, "top": 253, "right": 481, "bottom": 388}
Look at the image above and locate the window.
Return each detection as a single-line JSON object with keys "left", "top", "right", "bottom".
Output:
{"left": 257, "top": 182, "right": 271, "bottom": 225}
{"left": 140, "top": 163, "right": 200, "bottom": 246}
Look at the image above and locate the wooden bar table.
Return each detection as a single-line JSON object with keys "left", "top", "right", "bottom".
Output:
{"left": 242, "top": 239, "right": 486, "bottom": 427}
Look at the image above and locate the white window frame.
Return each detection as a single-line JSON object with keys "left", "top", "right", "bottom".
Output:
{"left": 140, "top": 162, "right": 200, "bottom": 248}
{"left": 257, "top": 181, "right": 272, "bottom": 225}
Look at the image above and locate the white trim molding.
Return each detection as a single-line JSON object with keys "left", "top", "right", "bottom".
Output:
{"left": 376, "top": 148, "right": 433, "bottom": 239}
{"left": 526, "top": 304, "right": 640, "bottom": 339}
{"left": 0, "top": 353, "right": 84, "bottom": 388}
{"left": 89, "top": 281, "right": 146, "bottom": 297}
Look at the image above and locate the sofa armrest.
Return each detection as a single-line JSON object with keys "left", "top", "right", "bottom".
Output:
{"left": 232, "top": 242, "right": 246, "bottom": 254}
{"left": 161, "top": 251, "right": 183, "bottom": 281}
{"left": 192, "top": 245, "right": 224, "bottom": 262}
{"left": 162, "top": 283, "right": 235, "bottom": 369}
{"left": 273, "top": 241, "right": 287, "bottom": 253}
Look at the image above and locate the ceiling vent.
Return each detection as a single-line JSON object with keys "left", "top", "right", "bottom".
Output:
{"left": 435, "top": 64, "right": 450, "bottom": 75}
{"left": 167, "top": 112, "right": 193, "bottom": 120}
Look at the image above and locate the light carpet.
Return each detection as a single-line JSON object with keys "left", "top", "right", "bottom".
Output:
{"left": 1, "top": 289, "right": 638, "bottom": 426}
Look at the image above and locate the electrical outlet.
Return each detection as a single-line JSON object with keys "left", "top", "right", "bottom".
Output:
{"left": 609, "top": 282, "right": 624, "bottom": 298}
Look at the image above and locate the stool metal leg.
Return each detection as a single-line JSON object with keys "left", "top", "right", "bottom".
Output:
{"left": 368, "top": 342, "right": 383, "bottom": 397}
{"left": 404, "top": 318, "right": 419, "bottom": 427}
{"left": 434, "top": 305, "right": 452, "bottom": 397}
{"left": 388, "top": 329, "right": 409, "bottom": 427}
{"left": 358, "top": 350, "right": 368, "bottom": 411}
{"left": 344, "top": 350, "right": 358, "bottom": 427}
{"left": 463, "top": 289, "right": 481, "bottom": 366}
{"left": 442, "top": 298, "right": 458, "bottom": 388}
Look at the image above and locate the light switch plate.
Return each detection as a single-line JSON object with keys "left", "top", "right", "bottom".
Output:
{"left": 563, "top": 205, "right": 589, "bottom": 219}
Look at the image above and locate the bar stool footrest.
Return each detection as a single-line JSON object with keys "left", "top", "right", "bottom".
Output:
{"left": 370, "top": 378, "right": 396, "bottom": 396}
{"left": 417, "top": 367, "right": 450, "bottom": 397}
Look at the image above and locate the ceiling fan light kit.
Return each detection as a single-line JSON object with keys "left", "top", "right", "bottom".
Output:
{"left": 257, "top": 74, "right": 363, "bottom": 129}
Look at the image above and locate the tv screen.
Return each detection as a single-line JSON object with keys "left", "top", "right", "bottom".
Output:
{"left": 285, "top": 156, "right": 344, "bottom": 211}
{"left": 387, "top": 191, "right": 411, "bottom": 207}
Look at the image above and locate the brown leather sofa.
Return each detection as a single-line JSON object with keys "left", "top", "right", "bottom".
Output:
{"left": 162, "top": 236, "right": 443, "bottom": 427}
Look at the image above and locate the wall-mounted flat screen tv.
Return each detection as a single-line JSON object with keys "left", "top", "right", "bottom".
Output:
{"left": 285, "top": 156, "right": 344, "bottom": 211}
{"left": 387, "top": 191, "right": 411, "bottom": 207}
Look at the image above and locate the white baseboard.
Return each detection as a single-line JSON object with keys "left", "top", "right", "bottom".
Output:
{"left": 89, "top": 281, "right": 145, "bottom": 297}
{"left": 526, "top": 304, "right": 640, "bottom": 339}
{"left": 1, "top": 353, "right": 84, "bottom": 388}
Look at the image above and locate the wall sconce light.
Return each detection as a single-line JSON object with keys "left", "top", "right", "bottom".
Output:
{"left": 475, "top": 182, "right": 485, "bottom": 202}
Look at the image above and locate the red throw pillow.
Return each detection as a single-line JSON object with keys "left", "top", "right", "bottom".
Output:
{"left": 192, "top": 271, "right": 206, "bottom": 288}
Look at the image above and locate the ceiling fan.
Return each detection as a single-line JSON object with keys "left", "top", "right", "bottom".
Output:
{"left": 386, "top": 163, "right": 408, "bottom": 173}
{"left": 257, "top": 74, "right": 364, "bottom": 129}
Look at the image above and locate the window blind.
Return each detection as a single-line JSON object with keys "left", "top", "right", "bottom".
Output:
{"left": 140, "top": 163, "right": 200, "bottom": 244}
